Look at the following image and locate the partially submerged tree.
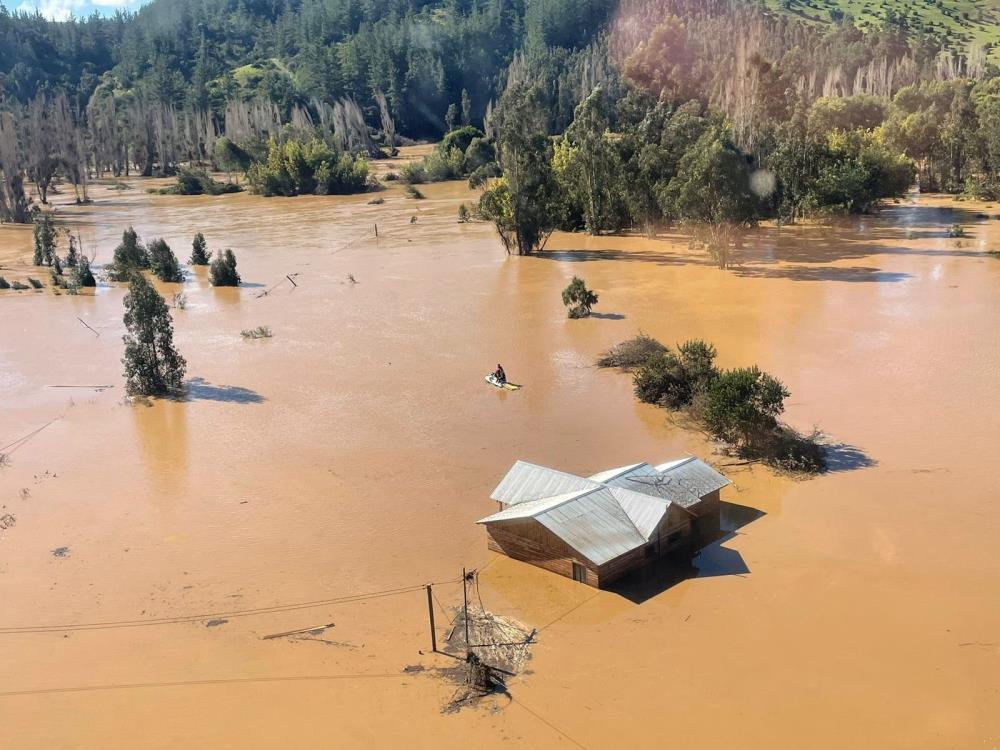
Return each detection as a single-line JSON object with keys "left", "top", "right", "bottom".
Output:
{"left": 633, "top": 339, "right": 718, "bottom": 408}
{"left": 65, "top": 234, "right": 79, "bottom": 268}
{"left": 662, "top": 127, "right": 758, "bottom": 269}
{"left": 209, "top": 249, "right": 240, "bottom": 286}
{"left": 76, "top": 256, "right": 96, "bottom": 287}
{"left": 561, "top": 276, "right": 599, "bottom": 318}
{"left": 479, "top": 83, "right": 559, "bottom": 255}
{"left": 149, "top": 238, "right": 184, "bottom": 282}
{"left": 32, "top": 214, "right": 57, "bottom": 266}
{"left": 122, "top": 272, "right": 186, "bottom": 396}
{"left": 108, "top": 227, "right": 150, "bottom": 281}
{"left": 190, "top": 232, "right": 211, "bottom": 265}
{"left": 702, "top": 366, "right": 789, "bottom": 453}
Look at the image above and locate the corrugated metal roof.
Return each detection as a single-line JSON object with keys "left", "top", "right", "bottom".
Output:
{"left": 479, "top": 486, "right": 647, "bottom": 565}
{"left": 607, "top": 486, "right": 670, "bottom": 541}
{"left": 536, "top": 488, "right": 645, "bottom": 565}
{"left": 657, "top": 458, "right": 731, "bottom": 497}
{"left": 490, "top": 461, "right": 597, "bottom": 506}
{"left": 587, "top": 463, "right": 647, "bottom": 483}
{"left": 480, "top": 456, "right": 730, "bottom": 567}
{"left": 476, "top": 488, "right": 597, "bottom": 523}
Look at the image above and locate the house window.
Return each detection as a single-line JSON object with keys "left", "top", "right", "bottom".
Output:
{"left": 572, "top": 562, "right": 587, "bottom": 583}
{"left": 667, "top": 531, "right": 683, "bottom": 545}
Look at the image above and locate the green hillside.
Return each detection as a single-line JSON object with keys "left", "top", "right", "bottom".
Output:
{"left": 767, "top": 0, "right": 1000, "bottom": 59}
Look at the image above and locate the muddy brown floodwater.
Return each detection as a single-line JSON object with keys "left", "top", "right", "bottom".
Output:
{"left": 1, "top": 151, "right": 999, "bottom": 748}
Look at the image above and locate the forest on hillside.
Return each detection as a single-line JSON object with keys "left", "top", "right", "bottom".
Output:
{"left": 3, "top": 0, "right": 1000, "bottom": 265}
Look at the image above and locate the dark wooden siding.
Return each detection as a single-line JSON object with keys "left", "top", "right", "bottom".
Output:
{"left": 486, "top": 520, "right": 599, "bottom": 587}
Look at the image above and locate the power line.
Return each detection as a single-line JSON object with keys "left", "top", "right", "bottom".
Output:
{"left": 0, "top": 579, "right": 461, "bottom": 635}
{"left": 0, "top": 418, "right": 59, "bottom": 455}
{"left": 511, "top": 696, "right": 590, "bottom": 750}
{"left": 0, "top": 673, "right": 408, "bottom": 698}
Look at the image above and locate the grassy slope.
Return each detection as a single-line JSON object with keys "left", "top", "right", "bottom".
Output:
{"left": 764, "top": 0, "right": 1000, "bottom": 59}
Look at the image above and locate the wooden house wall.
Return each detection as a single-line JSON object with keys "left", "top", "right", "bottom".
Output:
{"left": 486, "top": 520, "right": 600, "bottom": 587}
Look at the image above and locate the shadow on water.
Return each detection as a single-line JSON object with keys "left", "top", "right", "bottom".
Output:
{"left": 181, "top": 377, "right": 265, "bottom": 404}
{"left": 589, "top": 312, "right": 626, "bottom": 320}
{"left": 608, "top": 500, "right": 764, "bottom": 604}
{"left": 732, "top": 265, "right": 911, "bottom": 283}
{"left": 823, "top": 442, "right": 878, "bottom": 473}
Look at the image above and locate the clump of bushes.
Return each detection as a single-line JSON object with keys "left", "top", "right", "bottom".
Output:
{"left": 948, "top": 224, "right": 966, "bottom": 238}
{"left": 11, "top": 280, "right": 29, "bottom": 290}
{"left": 247, "top": 137, "right": 369, "bottom": 197}
{"left": 149, "top": 238, "right": 184, "bottom": 282}
{"left": 457, "top": 204, "right": 470, "bottom": 223}
{"left": 562, "top": 276, "right": 598, "bottom": 318}
{"left": 209, "top": 249, "right": 240, "bottom": 286}
{"left": 27, "top": 277, "right": 43, "bottom": 289}
{"left": 404, "top": 184, "right": 425, "bottom": 199}
{"left": 241, "top": 326, "right": 273, "bottom": 339}
{"left": 401, "top": 127, "right": 497, "bottom": 185}
{"left": 597, "top": 333, "right": 667, "bottom": 369}
{"left": 156, "top": 168, "right": 243, "bottom": 196}
{"left": 0, "top": 276, "right": 9, "bottom": 289}
{"left": 600, "top": 334, "right": 826, "bottom": 473}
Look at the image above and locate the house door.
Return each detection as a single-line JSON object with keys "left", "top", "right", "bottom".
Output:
{"left": 572, "top": 562, "right": 587, "bottom": 583}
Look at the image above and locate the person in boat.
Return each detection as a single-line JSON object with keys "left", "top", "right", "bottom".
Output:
{"left": 494, "top": 364, "right": 506, "bottom": 385}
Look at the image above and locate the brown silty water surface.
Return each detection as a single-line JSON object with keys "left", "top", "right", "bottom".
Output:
{"left": 1, "top": 153, "right": 999, "bottom": 747}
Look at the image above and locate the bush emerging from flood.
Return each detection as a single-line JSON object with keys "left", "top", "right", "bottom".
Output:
{"left": 76, "top": 256, "right": 96, "bottom": 287}
{"left": 209, "top": 249, "right": 240, "bottom": 286}
{"left": 247, "top": 138, "right": 369, "bottom": 197}
{"left": 149, "top": 239, "right": 184, "bottom": 282}
{"left": 157, "top": 168, "right": 243, "bottom": 196}
{"left": 0, "top": 276, "right": 9, "bottom": 289}
{"left": 597, "top": 333, "right": 668, "bottom": 370}
{"left": 600, "top": 334, "right": 826, "bottom": 474}
{"left": 107, "top": 227, "right": 150, "bottom": 281}
{"left": 189, "top": 233, "right": 211, "bottom": 265}
{"left": 562, "top": 276, "right": 598, "bottom": 318}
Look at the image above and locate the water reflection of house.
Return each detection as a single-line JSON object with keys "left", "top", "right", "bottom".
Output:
{"left": 477, "top": 458, "right": 731, "bottom": 589}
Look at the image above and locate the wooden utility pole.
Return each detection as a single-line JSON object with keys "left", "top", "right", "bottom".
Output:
{"left": 425, "top": 583, "right": 437, "bottom": 653}
{"left": 462, "top": 567, "right": 470, "bottom": 647}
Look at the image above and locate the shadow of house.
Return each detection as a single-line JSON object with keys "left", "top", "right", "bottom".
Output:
{"left": 182, "top": 377, "right": 265, "bottom": 404}
{"left": 607, "top": 500, "right": 763, "bottom": 604}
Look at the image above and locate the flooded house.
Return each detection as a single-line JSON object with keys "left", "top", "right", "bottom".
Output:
{"left": 477, "top": 458, "right": 731, "bottom": 588}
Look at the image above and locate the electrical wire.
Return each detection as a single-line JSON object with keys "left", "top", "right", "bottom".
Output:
{"left": 0, "top": 579, "right": 461, "bottom": 635}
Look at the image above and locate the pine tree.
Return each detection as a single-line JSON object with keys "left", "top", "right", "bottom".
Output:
{"left": 122, "top": 272, "right": 186, "bottom": 396}
{"left": 189, "top": 232, "right": 211, "bottom": 265}
{"left": 32, "top": 214, "right": 57, "bottom": 266}
{"left": 209, "top": 249, "right": 240, "bottom": 286}
{"left": 148, "top": 238, "right": 184, "bottom": 282}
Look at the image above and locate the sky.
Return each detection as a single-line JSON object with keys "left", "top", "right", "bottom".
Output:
{"left": 11, "top": 0, "right": 149, "bottom": 20}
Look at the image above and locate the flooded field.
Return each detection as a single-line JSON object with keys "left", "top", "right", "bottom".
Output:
{"left": 1, "top": 154, "right": 999, "bottom": 748}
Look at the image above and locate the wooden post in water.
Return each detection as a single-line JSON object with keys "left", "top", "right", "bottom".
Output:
{"left": 462, "top": 567, "right": 470, "bottom": 648}
{"left": 426, "top": 583, "right": 437, "bottom": 653}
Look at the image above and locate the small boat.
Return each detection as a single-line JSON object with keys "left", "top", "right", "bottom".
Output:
{"left": 485, "top": 374, "right": 521, "bottom": 391}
